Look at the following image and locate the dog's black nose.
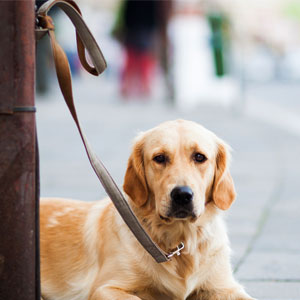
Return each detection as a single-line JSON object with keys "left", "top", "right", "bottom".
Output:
{"left": 171, "top": 186, "right": 194, "bottom": 206}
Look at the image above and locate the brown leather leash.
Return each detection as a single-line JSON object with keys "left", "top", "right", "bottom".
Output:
{"left": 35, "top": 0, "right": 184, "bottom": 263}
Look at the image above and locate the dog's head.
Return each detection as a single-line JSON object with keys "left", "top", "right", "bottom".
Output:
{"left": 123, "top": 120, "right": 235, "bottom": 222}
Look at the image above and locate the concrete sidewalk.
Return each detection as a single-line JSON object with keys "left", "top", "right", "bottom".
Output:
{"left": 36, "top": 77, "right": 300, "bottom": 300}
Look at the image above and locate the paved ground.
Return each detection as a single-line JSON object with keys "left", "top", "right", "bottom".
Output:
{"left": 36, "top": 76, "right": 300, "bottom": 300}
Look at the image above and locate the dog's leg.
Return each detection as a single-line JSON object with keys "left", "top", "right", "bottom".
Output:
{"left": 90, "top": 286, "right": 142, "bottom": 300}
{"left": 191, "top": 247, "right": 256, "bottom": 300}
{"left": 190, "top": 288, "right": 255, "bottom": 300}
{"left": 192, "top": 278, "right": 255, "bottom": 300}
{"left": 188, "top": 260, "right": 255, "bottom": 300}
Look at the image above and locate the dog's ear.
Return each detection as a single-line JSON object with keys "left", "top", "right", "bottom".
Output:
{"left": 212, "top": 141, "right": 236, "bottom": 210}
{"left": 123, "top": 137, "right": 148, "bottom": 207}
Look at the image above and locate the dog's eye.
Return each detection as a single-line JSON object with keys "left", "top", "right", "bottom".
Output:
{"left": 194, "top": 153, "right": 207, "bottom": 163}
{"left": 153, "top": 154, "right": 166, "bottom": 164}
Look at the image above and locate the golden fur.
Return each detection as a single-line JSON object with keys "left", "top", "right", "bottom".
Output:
{"left": 40, "top": 120, "right": 255, "bottom": 300}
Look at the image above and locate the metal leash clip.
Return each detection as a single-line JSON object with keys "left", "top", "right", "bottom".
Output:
{"left": 167, "top": 242, "right": 185, "bottom": 259}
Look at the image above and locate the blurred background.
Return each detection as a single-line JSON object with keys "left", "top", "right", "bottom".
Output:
{"left": 36, "top": 0, "right": 300, "bottom": 104}
{"left": 36, "top": 0, "right": 300, "bottom": 299}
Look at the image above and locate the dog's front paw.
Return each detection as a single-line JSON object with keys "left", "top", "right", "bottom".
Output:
{"left": 210, "top": 290, "right": 256, "bottom": 300}
{"left": 224, "top": 284, "right": 256, "bottom": 300}
{"left": 192, "top": 290, "right": 256, "bottom": 300}
{"left": 230, "top": 292, "right": 256, "bottom": 300}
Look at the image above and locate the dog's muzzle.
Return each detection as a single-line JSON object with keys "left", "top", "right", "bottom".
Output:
{"left": 168, "top": 186, "right": 195, "bottom": 219}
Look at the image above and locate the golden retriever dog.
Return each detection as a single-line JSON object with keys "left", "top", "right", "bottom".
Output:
{"left": 40, "top": 119, "right": 255, "bottom": 300}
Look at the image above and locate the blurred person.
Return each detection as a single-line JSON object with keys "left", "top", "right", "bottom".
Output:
{"left": 157, "top": 0, "right": 174, "bottom": 101}
{"left": 207, "top": 12, "right": 231, "bottom": 77}
{"left": 113, "top": 0, "right": 163, "bottom": 99}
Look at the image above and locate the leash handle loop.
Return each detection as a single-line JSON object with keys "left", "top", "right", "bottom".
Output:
{"left": 35, "top": 0, "right": 170, "bottom": 263}
{"left": 37, "top": 0, "right": 106, "bottom": 75}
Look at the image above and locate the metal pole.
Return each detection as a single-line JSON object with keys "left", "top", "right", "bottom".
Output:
{"left": 0, "top": 1, "right": 39, "bottom": 299}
